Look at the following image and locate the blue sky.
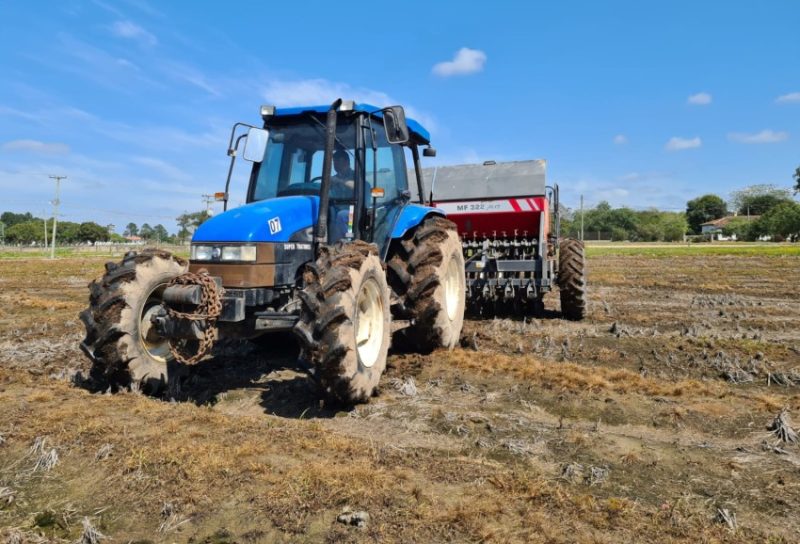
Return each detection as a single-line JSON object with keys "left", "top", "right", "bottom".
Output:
{"left": 1, "top": 0, "right": 798, "bottom": 232}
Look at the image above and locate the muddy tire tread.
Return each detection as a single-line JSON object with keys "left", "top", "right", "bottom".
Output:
{"left": 558, "top": 238, "right": 587, "bottom": 320}
{"left": 295, "top": 240, "right": 390, "bottom": 404}
{"left": 387, "top": 215, "right": 465, "bottom": 353}
{"left": 80, "top": 248, "right": 187, "bottom": 393}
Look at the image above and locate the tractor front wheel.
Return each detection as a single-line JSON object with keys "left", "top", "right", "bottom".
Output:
{"left": 294, "top": 241, "right": 391, "bottom": 404}
{"left": 79, "top": 249, "right": 188, "bottom": 394}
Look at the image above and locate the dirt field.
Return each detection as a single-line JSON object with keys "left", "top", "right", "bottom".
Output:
{"left": 1, "top": 248, "right": 799, "bottom": 543}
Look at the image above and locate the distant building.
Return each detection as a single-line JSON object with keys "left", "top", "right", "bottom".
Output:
{"left": 700, "top": 215, "right": 760, "bottom": 241}
{"left": 125, "top": 235, "right": 144, "bottom": 244}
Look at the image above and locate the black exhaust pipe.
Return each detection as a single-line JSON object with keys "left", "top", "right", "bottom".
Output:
{"left": 314, "top": 98, "right": 342, "bottom": 256}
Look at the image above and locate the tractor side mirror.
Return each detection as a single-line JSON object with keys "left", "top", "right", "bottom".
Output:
{"left": 383, "top": 106, "right": 410, "bottom": 145}
{"left": 243, "top": 127, "right": 269, "bottom": 163}
{"left": 423, "top": 147, "right": 437, "bottom": 157}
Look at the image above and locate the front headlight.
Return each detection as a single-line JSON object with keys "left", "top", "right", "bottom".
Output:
{"left": 221, "top": 245, "right": 257, "bottom": 262}
{"left": 191, "top": 245, "right": 213, "bottom": 261}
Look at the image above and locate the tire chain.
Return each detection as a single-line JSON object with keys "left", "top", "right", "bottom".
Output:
{"left": 165, "top": 271, "right": 223, "bottom": 365}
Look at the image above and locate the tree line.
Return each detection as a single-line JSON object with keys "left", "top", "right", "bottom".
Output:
{"left": 561, "top": 203, "right": 688, "bottom": 241}
{"left": 0, "top": 212, "right": 116, "bottom": 245}
{"left": 0, "top": 210, "right": 213, "bottom": 245}
{"left": 3, "top": 167, "right": 798, "bottom": 245}
{"left": 562, "top": 169, "right": 800, "bottom": 242}
{"left": 685, "top": 183, "right": 800, "bottom": 241}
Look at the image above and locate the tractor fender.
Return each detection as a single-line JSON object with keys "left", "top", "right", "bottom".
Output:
{"left": 390, "top": 204, "right": 446, "bottom": 240}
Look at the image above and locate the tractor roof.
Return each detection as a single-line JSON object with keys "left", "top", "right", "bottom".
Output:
{"left": 272, "top": 103, "right": 431, "bottom": 144}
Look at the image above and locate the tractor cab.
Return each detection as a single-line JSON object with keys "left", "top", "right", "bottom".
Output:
{"left": 247, "top": 104, "right": 420, "bottom": 254}
{"left": 194, "top": 101, "right": 435, "bottom": 261}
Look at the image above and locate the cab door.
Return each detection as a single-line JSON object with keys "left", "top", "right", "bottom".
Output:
{"left": 364, "top": 125, "right": 410, "bottom": 257}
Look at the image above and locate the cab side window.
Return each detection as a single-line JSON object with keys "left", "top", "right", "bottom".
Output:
{"left": 365, "top": 128, "right": 407, "bottom": 203}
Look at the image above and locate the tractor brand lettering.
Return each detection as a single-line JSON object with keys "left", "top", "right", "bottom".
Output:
{"left": 268, "top": 217, "right": 282, "bottom": 234}
{"left": 436, "top": 198, "right": 544, "bottom": 215}
{"left": 282, "top": 243, "right": 312, "bottom": 251}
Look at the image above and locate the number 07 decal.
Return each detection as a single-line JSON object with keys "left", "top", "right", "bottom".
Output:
{"left": 268, "top": 217, "right": 282, "bottom": 234}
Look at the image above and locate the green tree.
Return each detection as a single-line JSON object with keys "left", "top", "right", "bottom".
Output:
{"left": 721, "top": 217, "right": 755, "bottom": 241}
{"left": 632, "top": 210, "right": 687, "bottom": 242}
{"left": 55, "top": 221, "right": 81, "bottom": 244}
{"left": 661, "top": 213, "right": 688, "bottom": 241}
{"left": 755, "top": 201, "right": 800, "bottom": 241}
{"left": 730, "top": 184, "right": 793, "bottom": 216}
{"left": 77, "top": 222, "right": 111, "bottom": 243}
{"left": 6, "top": 221, "right": 45, "bottom": 244}
{"left": 1, "top": 211, "right": 35, "bottom": 228}
{"left": 139, "top": 223, "right": 154, "bottom": 240}
{"left": 176, "top": 211, "right": 211, "bottom": 241}
{"left": 152, "top": 224, "right": 169, "bottom": 242}
{"left": 124, "top": 222, "right": 138, "bottom": 237}
{"left": 686, "top": 194, "right": 727, "bottom": 234}
{"left": 793, "top": 166, "right": 800, "bottom": 195}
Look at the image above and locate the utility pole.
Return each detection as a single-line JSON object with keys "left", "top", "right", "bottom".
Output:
{"left": 201, "top": 194, "right": 215, "bottom": 216}
{"left": 42, "top": 209, "right": 48, "bottom": 250}
{"left": 49, "top": 175, "right": 67, "bottom": 259}
{"left": 579, "top": 194, "right": 584, "bottom": 242}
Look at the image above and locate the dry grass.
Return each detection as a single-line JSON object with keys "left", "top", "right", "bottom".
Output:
{"left": 0, "top": 252, "right": 799, "bottom": 542}
{"left": 444, "top": 349, "right": 719, "bottom": 398}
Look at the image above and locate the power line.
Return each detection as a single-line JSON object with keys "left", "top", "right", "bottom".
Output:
{"left": 48, "top": 175, "right": 67, "bottom": 259}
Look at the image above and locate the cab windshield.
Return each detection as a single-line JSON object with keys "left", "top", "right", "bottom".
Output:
{"left": 249, "top": 117, "right": 357, "bottom": 202}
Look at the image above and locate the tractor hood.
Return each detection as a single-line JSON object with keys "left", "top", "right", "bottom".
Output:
{"left": 192, "top": 196, "right": 319, "bottom": 243}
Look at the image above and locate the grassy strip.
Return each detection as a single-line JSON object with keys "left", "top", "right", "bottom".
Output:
{"left": 0, "top": 246, "right": 189, "bottom": 259}
{"left": 585, "top": 243, "right": 800, "bottom": 257}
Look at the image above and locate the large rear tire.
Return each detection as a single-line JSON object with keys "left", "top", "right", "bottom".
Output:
{"left": 79, "top": 249, "right": 187, "bottom": 394}
{"left": 558, "top": 238, "right": 587, "bottom": 320}
{"left": 293, "top": 241, "right": 391, "bottom": 404}
{"left": 388, "top": 216, "right": 466, "bottom": 352}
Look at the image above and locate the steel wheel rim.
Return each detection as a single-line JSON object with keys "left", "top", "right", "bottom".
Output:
{"left": 444, "top": 255, "right": 461, "bottom": 321}
{"left": 139, "top": 285, "right": 172, "bottom": 363}
{"left": 355, "top": 277, "right": 384, "bottom": 368}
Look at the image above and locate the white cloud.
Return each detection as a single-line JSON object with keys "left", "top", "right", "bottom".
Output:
{"left": 775, "top": 92, "right": 800, "bottom": 104}
{"left": 159, "top": 60, "right": 220, "bottom": 96}
{"left": 687, "top": 92, "right": 712, "bottom": 105}
{"left": 1, "top": 139, "right": 70, "bottom": 154}
{"left": 665, "top": 136, "right": 701, "bottom": 151}
{"left": 613, "top": 134, "right": 627, "bottom": 145}
{"left": 432, "top": 47, "right": 487, "bottom": 77}
{"left": 133, "top": 156, "right": 190, "bottom": 181}
{"left": 608, "top": 188, "right": 630, "bottom": 198}
{"left": 110, "top": 20, "right": 157, "bottom": 46}
{"left": 263, "top": 79, "right": 392, "bottom": 108}
{"left": 261, "top": 78, "right": 436, "bottom": 132}
{"left": 727, "top": 129, "right": 789, "bottom": 144}
{"left": 618, "top": 171, "right": 671, "bottom": 183}
{"left": 48, "top": 33, "right": 162, "bottom": 92}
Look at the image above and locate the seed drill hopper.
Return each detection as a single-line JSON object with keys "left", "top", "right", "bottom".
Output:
{"left": 425, "top": 159, "right": 586, "bottom": 319}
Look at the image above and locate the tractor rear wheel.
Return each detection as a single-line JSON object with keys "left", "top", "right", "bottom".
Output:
{"left": 79, "top": 249, "right": 187, "bottom": 394}
{"left": 294, "top": 241, "right": 391, "bottom": 404}
{"left": 388, "top": 216, "right": 466, "bottom": 352}
{"left": 558, "top": 238, "right": 587, "bottom": 320}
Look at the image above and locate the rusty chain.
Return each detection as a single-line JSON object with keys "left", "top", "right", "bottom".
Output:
{"left": 165, "top": 271, "right": 222, "bottom": 365}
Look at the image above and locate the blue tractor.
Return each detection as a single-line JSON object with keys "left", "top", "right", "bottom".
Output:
{"left": 80, "top": 99, "right": 466, "bottom": 404}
